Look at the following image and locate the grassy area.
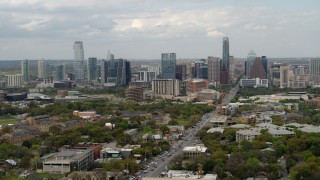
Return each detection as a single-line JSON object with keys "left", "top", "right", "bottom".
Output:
{"left": 0, "top": 116, "right": 18, "bottom": 125}
{"left": 35, "top": 173, "right": 65, "bottom": 179}
{"left": 177, "top": 119, "right": 188, "bottom": 126}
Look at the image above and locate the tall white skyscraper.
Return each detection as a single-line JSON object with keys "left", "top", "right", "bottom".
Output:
{"left": 38, "top": 59, "right": 50, "bottom": 79}
{"left": 73, "top": 41, "right": 85, "bottom": 81}
{"left": 310, "top": 58, "right": 320, "bottom": 84}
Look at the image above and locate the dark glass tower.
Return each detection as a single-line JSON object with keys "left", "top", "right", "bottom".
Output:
{"left": 222, "top": 37, "right": 229, "bottom": 72}
{"left": 161, "top": 53, "right": 176, "bottom": 79}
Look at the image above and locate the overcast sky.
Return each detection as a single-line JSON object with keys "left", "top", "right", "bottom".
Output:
{"left": 0, "top": 0, "right": 319, "bottom": 60}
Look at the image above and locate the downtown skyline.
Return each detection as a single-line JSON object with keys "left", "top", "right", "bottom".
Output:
{"left": 0, "top": 0, "right": 319, "bottom": 60}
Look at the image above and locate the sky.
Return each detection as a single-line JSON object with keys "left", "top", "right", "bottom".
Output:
{"left": 0, "top": 0, "right": 319, "bottom": 60}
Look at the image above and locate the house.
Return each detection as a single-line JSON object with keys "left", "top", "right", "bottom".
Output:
{"left": 124, "top": 128, "right": 139, "bottom": 141}
{"left": 1, "top": 130, "right": 35, "bottom": 144}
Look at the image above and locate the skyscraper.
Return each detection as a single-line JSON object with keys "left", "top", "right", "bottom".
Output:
{"left": 38, "top": 59, "right": 50, "bottom": 79}
{"left": 310, "top": 58, "right": 320, "bottom": 84}
{"left": 161, "top": 53, "right": 176, "bottom": 79}
{"left": 222, "top": 37, "right": 230, "bottom": 72}
{"left": 54, "top": 65, "right": 65, "bottom": 81}
{"left": 101, "top": 59, "right": 131, "bottom": 85}
{"left": 250, "top": 57, "right": 266, "bottom": 79}
{"left": 245, "top": 49, "right": 256, "bottom": 78}
{"left": 21, "top": 59, "right": 29, "bottom": 82}
{"left": 73, "top": 41, "right": 85, "bottom": 81}
{"left": 261, "top": 56, "right": 268, "bottom": 78}
{"left": 208, "top": 56, "right": 220, "bottom": 87}
{"left": 87, "top": 57, "right": 97, "bottom": 81}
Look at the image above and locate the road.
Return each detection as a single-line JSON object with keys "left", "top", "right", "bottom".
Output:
{"left": 143, "top": 85, "right": 239, "bottom": 178}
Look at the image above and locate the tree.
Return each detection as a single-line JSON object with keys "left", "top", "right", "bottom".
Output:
{"left": 159, "top": 125, "right": 170, "bottom": 135}
{"left": 168, "top": 120, "right": 179, "bottom": 125}
{"left": 22, "top": 140, "right": 32, "bottom": 149}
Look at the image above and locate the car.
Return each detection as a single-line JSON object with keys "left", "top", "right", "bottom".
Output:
{"left": 144, "top": 170, "right": 148, "bottom": 173}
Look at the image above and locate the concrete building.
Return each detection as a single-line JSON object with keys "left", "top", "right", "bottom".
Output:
{"left": 182, "top": 144, "right": 208, "bottom": 157}
{"left": 125, "top": 86, "right": 144, "bottom": 101}
{"left": 270, "top": 63, "right": 289, "bottom": 88}
{"left": 207, "top": 57, "right": 220, "bottom": 87}
{"left": 73, "top": 41, "right": 85, "bottom": 82}
{"left": 152, "top": 79, "right": 180, "bottom": 97}
{"left": 240, "top": 78, "right": 268, "bottom": 88}
{"left": 310, "top": 58, "right": 320, "bottom": 85}
{"left": 186, "top": 79, "right": 208, "bottom": 94}
{"left": 41, "top": 149, "right": 93, "bottom": 174}
{"left": 21, "top": 59, "right": 29, "bottom": 82}
{"left": 236, "top": 129, "right": 261, "bottom": 142}
{"left": 161, "top": 53, "right": 176, "bottom": 79}
{"left": 87, "top": 57, "right": 97, "bottom": 81}
{"left": 37, "top": 59, "right": 50, "bottom": 80}
{"left": 197, "top": 89, "right": 220, "bottom": 102}
{"left": 138, "top": 71, "right": 157, "bottom": 82}
{"left": 279, "top": 64, "right": 289, "bottom": 88}
{"left": 73, "top": 111, "right": 97, "bottom": 119}
{"left": 5, "top": 74, "right": 23, "bottom": 88}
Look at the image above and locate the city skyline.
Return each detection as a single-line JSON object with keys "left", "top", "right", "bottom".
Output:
{"left": 0, "top": 0, "right": 319, "bottom": 60}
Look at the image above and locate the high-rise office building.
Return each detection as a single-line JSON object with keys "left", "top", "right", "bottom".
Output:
{"left": 261, "top": 56, "right": 268, "bottom": 78}
{"left": 21, "top": 59, "right": 29, "bottom": 82}
{"left": 222, "top": 37, "right": 230, "bottom": 72}
{"left": 107, "top": 51, "right": 114, "bottom": 61}
{"left": 5, "top": 74, "right": 23, "bottom": 88}
{"left": 38, "top": 59, "right": 50, "bottom": 79}
{"left": 245, "top": 49, "right": 256, "bottom": 78}
{"left": 73, "top": 41, "right": 85, "bottom": 81}
{"left": 101, "top": 59, "right": 131, "bottom": 85}
{"left": 208, "top": 56, "right": 220, "bottom": 87}
{"left": 310, "top": 58, "right": 320, "bottom": 84}
{"left": 152, "top": 79, "right": 180, "bottom": 97}
{"left": 87, "top": 57, "right": 97, "bottom": 81}
{"left": 161, "top": 53, "right": 176, "bottom": 79}
{"left": 138, "top": 71, "right": 157, "bottom": 82}
{"left": 250, "top": 57, "right": 266, "bottom": 79}
{"left": 54, "top": 65, "right": 65, "bottom": 82}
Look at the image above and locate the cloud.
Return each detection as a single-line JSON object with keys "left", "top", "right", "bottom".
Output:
{"left": 0, "top": 0, "right": 319, "bottom": 59}
{"left": 207, "top": 30, "right": 224, "bottom": 37}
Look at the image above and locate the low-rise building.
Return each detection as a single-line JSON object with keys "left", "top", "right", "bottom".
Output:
{"left": 236, "top": 129, "right": 261, "bottom": 142}
{"left": 240, "top": 78, "right": 268, "bottom": 88}
{"left": 41, "top": 149, "right": 93, "bottom": 174}
{"left": 186, "top": 78, "right": 209, "bottom": 94}
{"left": 182, "top": 144, "right": 208, "bottom": 157}
{"left": 73, "top": 111, "right": 97, "bottom": 120}
{"left": 209, "top": 116, "right": 227, "bottom": 127}
{"left": 100, "top": 148, "right": 133, "bottom": 159}
{"left": 197, "top": 89, "right": 220, "bottom": 102}
{"left": 124, "top": 128, "right": 139, "bottom": 141}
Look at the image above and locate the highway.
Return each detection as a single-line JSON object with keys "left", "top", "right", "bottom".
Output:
{"left": 143, "top": 84, "right": 239, "bottom": 178}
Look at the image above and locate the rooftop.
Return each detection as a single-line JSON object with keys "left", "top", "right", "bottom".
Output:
{"left": 183, "top": 144, "right": 207, "bottom": 153}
